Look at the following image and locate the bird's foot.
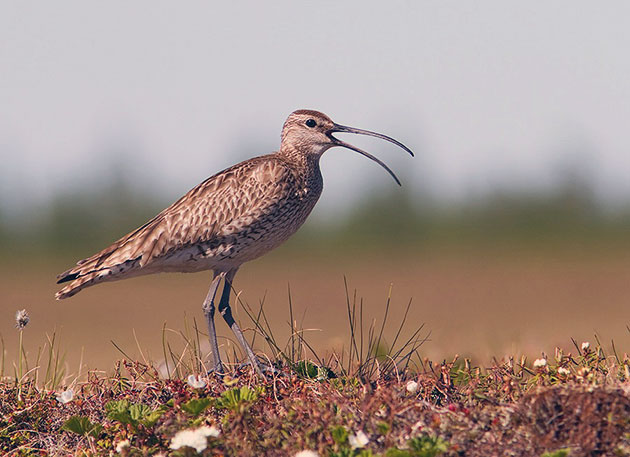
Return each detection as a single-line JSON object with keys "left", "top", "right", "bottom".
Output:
{"left": 232, "top": 359, "right": 277, "bottom": 378}
{"left": 205, "top": 363, "right": 226, "bottom": 378}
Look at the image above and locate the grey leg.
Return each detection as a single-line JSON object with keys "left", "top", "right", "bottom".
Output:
{"left": 202, "top": 271, "right": 225, "bottom": 373}
{"left": 218, "top": 268, "right": 264, "bottom": 376}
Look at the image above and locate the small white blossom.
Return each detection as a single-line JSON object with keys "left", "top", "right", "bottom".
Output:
{"left": 406, "top": 380, "right": 419, "bottom": 393}
{"left": 56, "top": 388, "right": 74, "bottom": 404}
{"left": 170, "top": 429, "right": 207, "bottom": 453}
{"left": 15, "top": 309, "right": 30, "bottom": 329}
{"left": 115, "top": 439, "right": 130, "bottom": 453}
{"left": 197, "top": 425, "right": 220, "bottom": 438}
{"left": 187, "top": 374, "right": 207, "bottom": 389}
{"left": 558, "top": 367, "right": 570, "bottom": 376}
{"left": 581, "top": 341, "right": 590, "bottom": 351}
{"left": 533, "top": 358, "right": 547, "bottom": 368}
{"left": 348, "top": 430, "right": 369, "bottom": 449}
{"left": 294, "top": 451, "right": 319, "bottom": 457}
{"left": 170, "top": 425, "right": 220, "bottom": 453}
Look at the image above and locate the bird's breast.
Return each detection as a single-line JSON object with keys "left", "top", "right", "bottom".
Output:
{"left": 191, "top": 181, "right": 322, "bottom": 268}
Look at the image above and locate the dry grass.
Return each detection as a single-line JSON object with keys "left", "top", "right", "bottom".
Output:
{"left": 3, "top": 251, "right": 630, "bottom": 370}
{"left": 4, "top": 286, "right": 630, "bottom": 456}
{"left": 3, "top": 251, "right": 630, "bottom": 455}
{"left": 3, "top": 341, "right": 630, "bottom": 456}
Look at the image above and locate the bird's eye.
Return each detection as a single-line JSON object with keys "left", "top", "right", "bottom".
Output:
{"left": 305, "top": 119, "right": 317, "bottom": 128}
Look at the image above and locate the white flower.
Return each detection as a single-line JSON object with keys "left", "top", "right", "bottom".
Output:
{"left": 558, "top": 367, "right": 570, "bottom": 376}
{"left": 197, "top": 425, "right": 220, "bottom": 438}
{"left": 187, "top": 374, "right": 207, "bottom": 389}
{"left": 294, "top": 451, "right": 319, "bottom": 457}
{"left": 348, "top": 430, "right": 369, "bottom": 449}
{"left": 170, "top": 429, "right": 208, "bottom": 453}
{"left": 533, "top": 358, "right": 547, "bottom": 368}
{"left": 15, "top": 309, "right": 30, "bottom": 329}
{"left": 56, "top": 388, "right": 74, "bottom": 404}
{"left": 581, "top": 341, "right": 590, "bottom": 351}
{"left": 170, "top": 426, "right": 220, "bottom": 453}
{"left": 406, "top": 380, "right": 419, "bottom": 393}
{"left": 115, "top": 439, "right": 130, "bottom": 453}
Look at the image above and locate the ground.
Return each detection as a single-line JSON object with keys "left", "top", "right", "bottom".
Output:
{"left": 3, "top": 341, "right": 630, "bottom": 456}
{"left": 3, "top": 251, "right": 630, "bottom": 455}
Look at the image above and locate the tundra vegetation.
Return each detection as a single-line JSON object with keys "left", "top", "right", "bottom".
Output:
{"left": 3, "top": 297, "right": 630, "bottom": 456}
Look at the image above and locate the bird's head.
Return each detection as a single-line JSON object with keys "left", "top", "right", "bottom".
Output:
{"left": 280, "top": 109, "right": 414, "bottom": 185}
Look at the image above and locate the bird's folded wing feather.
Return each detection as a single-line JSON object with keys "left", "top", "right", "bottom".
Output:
{"left": 58, "top": 155, "right": 297, "bottom": 280}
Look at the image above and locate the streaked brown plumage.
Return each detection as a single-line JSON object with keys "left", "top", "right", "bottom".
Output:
{"left": 56, "top": 109, "right": 413, "bottom": 375}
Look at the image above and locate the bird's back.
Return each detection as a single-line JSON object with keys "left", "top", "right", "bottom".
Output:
{"left": 55, "top": 153, "right": 323, "bottom": 299}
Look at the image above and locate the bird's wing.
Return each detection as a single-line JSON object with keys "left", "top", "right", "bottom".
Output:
{"left": 57, "top": 155, "right": 298, "bottom": 281}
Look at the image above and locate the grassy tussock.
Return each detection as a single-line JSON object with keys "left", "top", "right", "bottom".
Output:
{"left": 3, "top": 292, "right": 630, "bottom": 456}
{"left": 3, "top": 346, "right": 630, "bottom": 456}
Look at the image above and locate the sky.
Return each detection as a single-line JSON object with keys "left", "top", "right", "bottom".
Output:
{"left": 1, "top": 1, "right": 629, "bottom": 218}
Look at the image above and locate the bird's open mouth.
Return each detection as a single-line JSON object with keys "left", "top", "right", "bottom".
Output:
{"left": 327, "top": 124, "right": 414, "bottom": 186}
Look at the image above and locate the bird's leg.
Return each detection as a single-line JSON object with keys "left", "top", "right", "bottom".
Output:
{"left": 218, "top": 268, "right": 264, "bottom": 377}
{"left": 202, "top": 271, "right": 225, "bottom": 374}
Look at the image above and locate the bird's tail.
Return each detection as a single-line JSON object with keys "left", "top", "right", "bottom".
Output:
{"left": 55, "top": 269, "right": 104, "bottom": 300}
{"left": 55, "top": 254, "right": 141, "bottom": 300}
{"left": 55, "top": 205, "right": 171, "bottom": 300}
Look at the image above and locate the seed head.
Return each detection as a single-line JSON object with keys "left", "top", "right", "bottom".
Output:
{"left": 557, "top": 367, "right": 570, "bottom": 376}
{"left": 15, "top": 309, "right": 30, "bottom": 329}
{"left": 533, "top": 358, "right": 547, "bottom": 369}
{"left": 581, "top": 341, "right": 590, "bottom": 352}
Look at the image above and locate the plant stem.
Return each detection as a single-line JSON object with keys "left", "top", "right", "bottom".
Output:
{"left": 17, "top": 329, "right": 23, "bottom": 401}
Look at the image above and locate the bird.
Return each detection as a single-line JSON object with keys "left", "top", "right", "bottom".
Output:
{"left": 55, "top": 109, "right": 414, "bottom": 375}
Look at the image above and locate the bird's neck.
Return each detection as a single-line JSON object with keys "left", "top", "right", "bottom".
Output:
{"left": 277, "top": 144, "right": 323, "bottom": 192}
{"left": 278, "top": 144, "right": 322, "bottom": 171}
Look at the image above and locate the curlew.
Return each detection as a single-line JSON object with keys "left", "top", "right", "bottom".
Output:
{"left": 55, "top": 110, "right": 414, "bottom": 375}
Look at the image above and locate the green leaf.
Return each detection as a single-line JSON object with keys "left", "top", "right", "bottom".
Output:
{"left": 407, "top": 435, "right": 449, "bottom": 457}
{"left": 329, "top": 451, "right": 352, "bottom": 457}
{"left": 295, "top": 360, "right": 336, "bottom": 380}
{"left": 215, "top": 386, "right": 261, "bottom": 411}
{"left": 105, "top": 400, "right": 133, "bottom": 425}
{"left": 129, "top": 403, "right": 152, "bottom": 422}
{"left": 106, "top": 399, "right": 130, "bottom": 414}
{"left": 105, "top": 400, "right": 165, "bottom": 428}
{"left": 356, "top": 450, "right": 376, "bottom": 457}
{"left": 541, "top": 450, "right": 570, "bottom": 457}
{"left": 385, "top": 449, "right": 412, "bottom": 457}
{"left": 61, "top": 416, "right": 103, "bottom": 438}
{"left": 141, "top": 409, "right": 165, "bottom": 428}
{"left": 377, "top": 421, "right": 390, "bottom": 435}
{"left": 296, "top": 360, "right": 319, "bottom": 378}
{"left": 181, "top": 398, "right": 212, "bottom": 417}
{"left": 331, "top": 425, "right": 348, "bottom": 445}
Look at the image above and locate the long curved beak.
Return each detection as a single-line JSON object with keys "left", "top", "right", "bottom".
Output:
{"left": 327, "top": 123, "right": 414, "bottom": 186}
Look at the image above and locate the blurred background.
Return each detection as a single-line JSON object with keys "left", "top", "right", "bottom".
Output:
{"left": 1, "top": 1, "right": 630, "bottom": 372}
